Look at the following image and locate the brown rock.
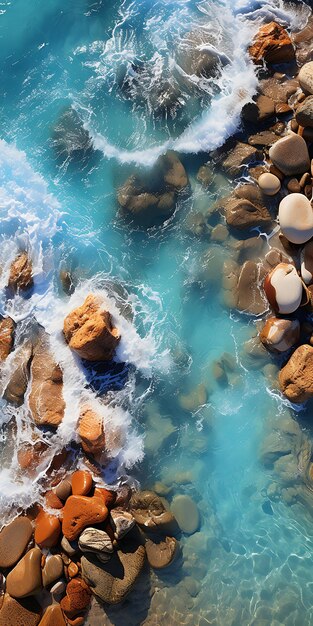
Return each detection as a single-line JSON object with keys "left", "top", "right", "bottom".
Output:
{"left": 0, "top": 594, "right": 42, "bottom": 626}
{"left": 3, "top": 340, "right": 32, "bottom": 405}
{"left": 55, "top": 479, "right": 72, "bottom": 502}
{"left": 77, "top": 407, "right": 105, "bottom": 456}
{"left": 17, "top": 439, "right": 48, "bottom": 472}
{"left": 236, "top": 261, "right": 267, "bottom": 316}
{"left": 6, "top": 547, "right": 42, "bottom": 598}
{"left": 0, "top": 317, "right": 14, "bottom": 361}
{"left": 260, "top": 76, "right": 298, "bottom": 103}
{"left": 45, "top": 490, "right": 63, "bottom": 510}
{"left": 275, "top": 102, "right": 292, "bottom": 115}
{"left": 249, "top": 22, "right": 295, "bottom": 65}
{"left": 8, "top": 252, "right": 33, "bottom": 292}
{"left": 269, "top": 133, "right": 310, "bottom": 176}
{"left": 296, "top": 96, "right": 313, "bottom": 128}
{"left": 260, "top": 318, "right": 300, "bottom": 353}
{"left": 38, "top": 605, "right": 66, "bottom": 626}
{"left": 34, "top": 510, "right": 61, "bottom": 548}
{"left": 60, "top": 579, "right": 91, "bottom": 619}
{"left": 196, "top": 164, "right": 214, "bottom": 188}
{"left": 242, "top": 95, "right": 275, "bottom": 123}
{"left": 145, "top": 536, "right": 178, "bottom": 569}
{"left": 29, "top": 332, "right": 65, "bottom": 427}
{"left": 63, "top": 294, "right": 120, "bottom": 361}
{"left": 62, "top": 495, "right": 108, "bottom": 541}
{"left": 248, "top": 131, "right": 279, "bottom": 148}
{"left": 42, "top": 555, "right": 64, "bottom": 588}
{"left": 68, "top": 562, "right": 79, "bottom": 578}
{"left": 226, "top": 198, "right": 272, "bottom": 230}
{"left": 287, "top": 178, "right": 301, "bottom": 193}
{"left": 0, "top": 516, "right": 33, "bottom": 568}
{"left": 71, "top": 470, "right": 93, "bottom": 496}
{"left": 130, "top": 491, "right": 179, "bottom": 535}
{"left": 279, "top": 344, "right": 313, "bottom": 403}
{"left": 222, "top": 142, "right": 262, "bottom": 177}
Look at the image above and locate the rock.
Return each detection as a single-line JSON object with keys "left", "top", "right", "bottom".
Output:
{"left": 260, "top": 76, "right": 298, "bottom": 104}
{"left": 301, "top": 240, "right": 313, "bottom": 285}
{"left": 258, "top": 172, "right": 281, "bottom": 196}
{"left": 269, "top": 133, "right": 310, "bottom": 176}
{"left": 279, "top": 344, "right": 313, "bottom": 403}
{"left": 78, "top": 527, "right": 114, "bottom": 556}
{"left": 29, "top": 332, "right": 65, "bottom": 427}
{"left": 68, "top": 562, "right": 79, "bottom": 578}
{"left": 179, "top": 383, "right": 207, "bottom": 412}
{"left": 34, "top": 510, "right": 61, "bottom": 548}
{"left": 287, "top": 178, "right": 301, "bottom": 193}
{"left": 130, "top": 491, "right": 179, "bottom": 535}
{"left": 276, "top": 102, "right": 292, "bottom": 115}
{"left": 249, "top": 22, "right": 295, "bottom": 65}
{"left": 264, "top": 263, "right": 303, "bottom": 314}
{"left": 300, "top": 172, "right": 311, "bottom": 188}
{"left": 62, "top": 495, "right": 108, "bottom": 541}
{"left": 295, "top": 96, "right": 313, "bottom": 128}
{"left": 71, "top": 470, "right": 93, "bottom": 496}
{"left": 196, "top": 164, "right": 214, "bottom": 188}
{"left": 63, "top": 294, "right": 120, "bottom": 361}
{"left": 184, "top": 212, "right": 211, "bottom": 238}
{"left": 60, "top": 578, "right": 91, "bottom": 620}
{"left": 260, "top": 432, "right": 293, "bottom": 467}
{"left": 42, "top": 555, "right": 64, "bottom": 588}
{"left": 77, "top": 407, "right": 105, "bottom": 457}
{"left": 170, "top": 495, "right": 200, "bottom": 534}
{"left": 3, "top": 341, "right": 32, "bottom": 405}
{"left": 211, "top": 223, "right": 228, "bottom": 242}
{"left": 38, "top": 605, "right": 67, "bottom": 626}
{"left": 81, "top": 531, "right": 145, "bottom": 604}
{"left": 0, "top": 317, "right": 14, "bottom": 361}
{"left": 222, "top": 142, "right": 262, "bottom": 177}
{"left": 225, "top": 198, "right": 271, "bottom": 230}
{"left": 6, "top": 547, "right": 42, "bottom": 598}
{"left": 298, "top": 61, "right": 313, "bottom": 95}
{"left": 45, "top": 490, "right": 63, "bottom": 510}
{"left": 61, "top": 536, "right": 79, "bottom": 557}
{"left": 110, "top": 509, "right": 136, "bottom": 540}
{"left": 145, "top": 536, "right": 178, "bottom": 569}
{"left": 242, "top": 95, "right": 275, "bottom": 123}
{"left": 176, "top": 30, "right": 229, "bottom": 79}
{"left": 55, "top": 479, "right": 72, "bottom": 502}
{"left": 236, "top": 261, "right": 267, "bottom": 315}
{"left": 0, "top": 517, "right": 33, "bottom": 568}
{"left": 0, "top": 594, "right": 42, "bottom": 626}
{"left": 8, "top": 252, "right": 33, "bottom": 292}
{"left": 260, "top": 318, "right": 300, "bottom": 353}
{"left": 93, "top": 487, "right": 116, "bottom": 509}
{"left": 248, "top": 130, "right": 279, "bottom": 148}
{"left": 278, "top": 193, "right": 313, "bottom": 244}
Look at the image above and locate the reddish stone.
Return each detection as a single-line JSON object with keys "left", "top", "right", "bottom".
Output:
{"left": 60, "top": 579, "right": 91, "bottom": 619}
{"left": 94, "top": 487, "right": 116, "bottom": 509}
{"left": 38, "top": 604, "right": 66, "bottom": 626}
{"left": 35, "top": 510, "right": 61, "bottom": 548}
{"left": 77, "top": 407, "right": 106, "bottom": 457}
{"left": 17, "top": 441, "right": 49, "bottom": 472}
{"left": 68, "top": 562, "right": 79, "bottom": 578}
{"left": 8, "top": 252, "right": 33, "bottom": 292}
{"left": 62, "top": 495, "right": 108, "bottom": 541}
{"left": 0, "top": 317, "right": 14, "bottom": 361}
{"left": 71, "top": 471, "right": 93, "bottom": 496}
{"left": 249, "top": 22, "right": 295, "bottom": 65}
{"left": 45, "top": 491, "right": 63, "bottom": 510}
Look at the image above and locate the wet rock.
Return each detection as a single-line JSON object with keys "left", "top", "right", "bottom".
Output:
{"left": 130, "top": 491, "right": 179, "bottom": 535}
{"left": 236, "top": 261, "right": 267, "bottom": 316}
{"left": 260, "top": 432, "right": 293, "bottom": 467}
{"left": 62, "top": 495, "right": 108, "bottom": 541}
{"left": 110, "top": 509, "right": 135, "bottom": 540}
{"left": 222, "top": 142, "right": 262, "bottom": 177}
{"left": 77, "top": 407, "right": 106, "bottom": 457}
{"left": 145, "top": 536, "right": 178, "bottom": 569}
{"left": 55, "top": 479, "right": 72, "bottom": 502}
{"left": 42, "top": 554, "right": 64, "bottom": 588}
{"left": 3, "top": 341, "right": 32, "bottom": 405}
{"left": 38, "top": 604, "right": 67, "bottom": 626}
{"left": 287, "top": 178, "right": 301, "bottom": 194}
{"left": 44, "top": 490, "right": 63, "bottom": 510}
{"left": 8, "top": 252, "right": 33, "bottom": 292}
{"left": 78, "top": 527, "right": 113, "bottom": 557}
{"left": 278, "top": 193, "right": 313, "bottom": 244}
{"left": 0, "top": 594, "right": 42, "bottom": 626}
{"left": 0, "top": 317, "right": 14, "bottom": 361}
{"left": 171, "top": 495, "right": 200, "bottom": 535}
{"left": 248, "top": 130, "right": 279, "bottom": 148}
{"left": 34, "top": 510, "right": 61, "bottom": 549}
{"left": 63, "top": 294, "right": 120, "bottom": 361}
{"left": 258, "top": 172, "right": 281, "bottom": 196}
{"left": 0, "top": 516, "right": 33, "bottom": 568}
{"left": 260, "top": 318, "right": 300, "bottom": 353}
{"left": 298, "top": 61, "right": 313, "bottom": 95}
{"left": 279, "top": 344, "right": 313, "bottom": 403}
{"left": 71, "top": 470, "right": 93, "bottom": 496}
{"left": 61, "top": 536, "right": 79, "bottom": 557}
{"left": 176, "top": 30, "right": 229, "bottom": 79}
{"left": 276, "top": 102, "right": 292, "bottom": 115}
{"left": 196, "top": 164, "right": 214, "bottom": 188}
{"left": 249, "top": 22, "right": 295, "bottom": 65}
{"left": 17, "top": 438, "right": 48, "bottom": 472}
{"left": 264, "top": 263, "right": 303, "bottom": 314}
{"left": 93, "top": 487, "right": 116, "bottom": 509}
{"left": 52, "top": 106, "right": 92, "bottom": 160}
{"left": 242, "top": 94, "right": 275, "bottom": 123}
{"left": 68, "top": 562, "right": 79, "bottom": 578}
{"left": 60, "top": 578, "right": 91, "bottom": 620}
{"left": 295, "top": 96, "right": 313, "bottom": 128}
{"left": 269, "top": 133, "right": 310, "bottom": 176}
{"left": 301, "top": 240, "right": 313, "bottom": 285}
{"left": 225, "top": 197, "right": 271, "bottom": 230}
{"left": 179, "top": 383, "right": 207, "bottom": 412}
{"left": 260, "top": 76, "right": 298, "bottom": 104}
{"left": 6, "top": 547, "right": 42, "bottom": 598}
{"left": 81, "top": 531, "right": 145, "bottom": 604}
{"left": 29, "top": 332, "right": 65, "bottom": 427}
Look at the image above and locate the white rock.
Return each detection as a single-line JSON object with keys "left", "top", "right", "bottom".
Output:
{"left": 278, "top": 193, "right": 313, "bottom": 244}
{"left": 264, "top": 263, "right": 303, "bottom": 314}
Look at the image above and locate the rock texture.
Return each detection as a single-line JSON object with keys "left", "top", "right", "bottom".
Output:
{"left": 29, "top": 332, "right": 65, "bottom": 427}
{"left": 6, "top": 547, "right": 42, "bottom": 598}
{"left": 222, "top": 142, "right": 262, "bottom": 177}
{"left": 78, "top": 527, "right": 113, "bottom": 556}
{"left": 62, "top": 495, "right": 108, "bottom": 541}
{"left": 260, "top": 318, "right": 300, "bottom": 353}
{"left": 269, "top": 133, "right": 310, "bottom": 176}
{"left": 42, "top": 555, "right": 64, "bottom": 588}
{"left": 130, "top": 491, "right": 179, "bottom": 535}
{"left": 0, "top": 516, "right": 33, "bottom": 568}
{"left": 8, "top": 252, "right": 33, "bottom": 292}
{"left": 249, "top": 22, "right": 295, "bottom": 65}
{"left": 60, "top": 578, "right": 91, "bottom": 620}
{"left": 170, "top": 495, "right": 200, "bottom": 534}
{"left": 295, "top": 96, "right": 313, "bottom": 128}
{"left": 0, "top": 317, "right": 14, "bottom": 361}
{"left": 63, "top": 294, "right": 120, "bottom": 361}
{"left": 0, "top": 594, "right": 42, "bottom": 626}
{"left": 38, "top": 605, "right": 66, "bottom": 626}
{"left": 110, "top": 509, "right": 135, "bottom": 540}
{"left": 301, "top": 240, "right": 313, "bottom": 285}
{"left": 279, "top": 344, "right": 313, "bottom": 403}
{"left": 225, "top": 197, "right": 272, "bottom": 230}
{"left": 298, "top": 61, "right": 313, "bottom": 95}
{"left": 145, "top": 536, "right": 178, "bottom": 569}
{"left": 77, "top": 407, "right": 106, "bottom": 456}
{"left": 34, "top": 510, "right": 61, "bottom": 548}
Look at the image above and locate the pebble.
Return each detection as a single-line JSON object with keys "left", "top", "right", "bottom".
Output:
{"left": 146, "top": 536, "right": 178, "bottom": 569}
{"left": 269, "top": 133, "right": 310, "bottom": 176}
{"left": 287, "top": 178, "right": 301, "bottom": 193}
{"left": 278, "top": 193, "right": 313, "bottom": 244}
{"left": 295, "top": 95, "right": 313, "bottom": 128}
{"left": 110, "top": 509, "right": 135, "bottom": 540}
{"left": 0, "top": 593, "right": 42, "bottom": 626}
{"left": 62, "top": 495, "right": 108, "bottom": 541}
{"left": 71, "top": 470, "right": 93, "bottom": 496}
{"left": 170, "top": 495, "right": 200, "bottom": 534}
{"left": 258, "top": 172, "right": 281, "bottom": 195}
{"left": 78, "top": 527, "right": 113, "bottom": 555}
{"left": 301, "top": 240, "right": 313, "bottom": 285}
{"left": 6, "top": 547, "right": 42, "bottom": 598}
{"left": 68, "top": 562, "right": 79, "bottom": 578}
{"left": 50, "top": 580, "right": 67, "bottom": 596}
{"left": 55, "top": 479, "right": 72, "bottom": 502}
{"left": 38, "top": 604, "right": 66, "bottom": 626}
{"left": 61, "top": 536, "right": 79, "bottom": 557}
{"left": 34, "top": 510, "right": 61, "bottom": 548}
{"left": 0, "top": 516, "right": 33, "bottom": 568}
{"left": 42, "top": 554, "right": 64, "bottom": 588}
{"left": 45, "top": 491, "right": 63, "bottom": 510}
{"left": 264, "top": 263, "right": 303, "bottom": 314}
{"left": 299, "top": 61, "right": 313, "bottom": 95}
{"left": 60, "top": 578, "right": 91, "bottom": 620}
{"left": 300, "top": 172, "right": 311, "bottom": 188}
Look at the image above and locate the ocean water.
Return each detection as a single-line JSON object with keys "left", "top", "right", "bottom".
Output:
{"left": 1, "top": 0, "right": 313, "bottom": 624}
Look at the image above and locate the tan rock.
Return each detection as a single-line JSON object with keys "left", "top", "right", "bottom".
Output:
{"left": 278, "top": 193, "right": 313, "bottom": 244}
{"left": 269, "top": 133, "right": 310, "bottom": 176}
{"left": 258, "top": 172, "right": 281, "bottom": 196}
{"left": 0, "top": 317, "right": 14, "bottom": 361}
{"left": 3, "top": 340, "right": 32, "bottom": 405}
{"left": 8, "top": 252, "right": 33, "bottom": 292}
{"left": 130, "top": 491, "right": 179, "bottom": 535}
{"left": 222, "top": 142, "right": 262, "bottom": 177}
{"left": 242, "top": 94, "right": 275, "bottom": 123}
{"left": 29, "top": 332, "right": 65, "bottom": 427}
{"left": 6, "top": 547, "right": 42, "bottom": 598}
{"left": 226, "top": 198, "right": 271, "bottom": 230}
{"left": 42, "top": 554, "right": 64, "bottom": 588}
{"left": 0, "top": 516, "right": 33, "bottom": 568}
{"left": 260, "top": 318, "right": 300, "bottom": 353}
{"left": 38, "top": 605, "right": 66, "bottom": 626}
{"left": 298, "top": 61, "right": 313, "bottom": 95}
{"left": 0, "top": 594, "right": 42, "bottom": 626}
{"left": 279, "top": 344, "right": 313, "bottom": 403}
{"left": 63, "top": 294, "right": 120, "bottom": 361}
{"left": 77, "top": 406, "right": 105, "bottom": 456}
{"left": 249, "top": 22, "right": 295, "bottom": 65}
{"left": 236, "top": 261, "right": 267, "bottom": 316}
{"left": 145, "top": 536, "right": 178, "bottom": 569}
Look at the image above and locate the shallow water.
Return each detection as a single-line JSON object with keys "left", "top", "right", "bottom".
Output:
{"left": 1, "top": 0, "right": 313, "bottom": 624}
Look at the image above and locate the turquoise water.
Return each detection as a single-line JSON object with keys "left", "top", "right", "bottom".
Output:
{"left": 1, "top": 0, "right": 313, "bottom": 624}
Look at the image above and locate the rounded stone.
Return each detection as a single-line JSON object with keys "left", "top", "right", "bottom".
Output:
{"left": 71, "top": 470, "right": 93, "bottom": 496}
{"left": 0, "top": 594, "right": 42, "bottom": 626}
{"left": 110, "top": 509, "right": 136, "bottom": 540}
{"left": 299, "top": 61, "right": 313, "bottom": 95}
{"left": 279, "top": 344, "right": 313, "bottom": 403}
{"left": 259, "top": 318, "right": 300, "bottom": 353}
{"left": 264, "top": 263, "right": 303, "bottom": 314}
{"left": 78, "top": 527, "right": 113, "bottom": 555}
{"left": 38, "top": 604, "right": 66, "bottom": 626}
{"left": 295, "top": 95, "right": 313, "bottom": 128}
{"left": 62, "top": 495, "right": 108, "bottom": 541}
{"left": 34, "top": 510, "right": 61, "bottom": 548}
{"left": 258, "top": 172, "right": 281, "bottom": 196}
{"left": 6, "top": 547, "right": 42, "bottom": 598}
{"left": 50, "top": 580, "right": 67, "bottom": 596}
{"left": 269, "top": 133, "right": 310, "bottom": 176}
{"left": 170, "top": 495, "right": 200, "bottom": 535}
{"left": 0, "top": 517, "right": 33, "bottom": 568}
{"left": 68, "top": 562, "right": 79, "bottom": 578}
{"left": 42, "top": 554, "right": 64, "bottom": 588}
{"left": 55, "top": 479, "right": 72, "bottom": 502}
{"left": 60, "top": 578, "right": 91, "bottom": 620}
{"left": 278, "top": 193, "right": 313, "bottom": 244}
{"left": 145, "top": 536, "right": 178, "bottom": 569}
{"left": 130, "top": 491, "right": 180, "bottom": 535}
{"left": 301, "top": 240, "right": 313, "bottom": 285}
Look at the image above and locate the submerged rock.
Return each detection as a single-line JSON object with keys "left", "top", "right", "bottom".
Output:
{"left": 52, "top": 106, "right": 92, "bottom": 159}
{"left": 3, "top": 340, "right": 32, "bottom": 405}
{"left": 236, "top": 261, "right": 267, "bottom": 316}
{"left": 0, "top": 516, "right": 33, "bottom": 568}
{"left": 249, "top": 21, "right": 295, "bottom": 65}
{"left": 260, "top": 318, "right": 300, "bottom": 353}
{"left": 264, "top": 263, "right": 303, "bottom": 314}
{"left": 0, "top": 317, "right": 14, "bottom": 361}
{"left": 269, "top": 133, "right": 310, "bottom": 176}
{"left": 63, "top": 294, "right": 120, "bottom": 361}
{"left": 34, "top": 510, "right": 61, "bottom": 548}
{"left": 6, "top": 547, "right": 42, "bottom": 598}
{"left": 170, "top": 495, "right": 200, "bottom": 535}
{"left": 130, "top": 491, "right": 179, "bottom": 535}
{"left": 145, "top": 536, "right": 178, "bottom": 569}
{"left": 176, "top": 30, "right": 229, "bottom": 79}
{"left": 279, "top": 344, "right": 313, "bottom": 403}
{"left": 29, "top": 332, "right": 65, "bottom": 427}
{"left": 8, "top": 251, "right": 33, "bottom": 292}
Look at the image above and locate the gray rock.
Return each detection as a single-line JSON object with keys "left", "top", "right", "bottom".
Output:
{"left": 170, "top": 495, "right": 200, "bottom": 535}
{"left": 61, "top": 536, "right": 79, "bottom": 557}
{"left": 295, "top": 96, "right": 313, "bottom": 128}
{"left": 269, "top": 133, "right": 310, "bottom": 176}
{"left": 78, "top": 528, "right": 114, "bottom": 556}
{"left": 110, "top": 509, "right": 135, "bottom": 540}
{"left": 299, "top": 61, "right": 313, "bottom": 95}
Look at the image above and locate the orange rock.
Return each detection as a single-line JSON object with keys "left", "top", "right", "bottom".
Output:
{"left": 35, "top": 510, "right": 61, "bottom": 548}
{"left": 63, "top": 294, "right": 120, "bottom": 361}
{"left": 0, "top": 317, "right": 14, "bottom": 361}
{"left": 71, "top": 470, "right": 93, "bottom": 496}
{"left": 60, "top": 579, "right": 91, "bottom": 619}
{"left": 62, "top": 495, "right": 108, "bottom": 541}
{"left": 94, "top": 487, "right": 116, "bottom": 509}
{"left": 29, "top": 332, "right": 65, "bottom": 428}
{"left": 38, "top": 604, "right": 66, "bottom": 626}
{"left": 68, "top": 562, "right": 79, "bottom": 578}
{"left": 77, "top": 407, "right": 106, "bottom": 456}
{"left": 17, "top": 440, "right": 49, "bottom": 471}
{"left": 45, "top": 491, "right": 63, "bottom": 510}
{"left": 249, "top": 22, "right": 295, "bottom": 65}
{"left": 8, "top": 251, "right": 33, "bottom": 292}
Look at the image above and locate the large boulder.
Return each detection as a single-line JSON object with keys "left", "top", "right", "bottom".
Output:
{"left": 279, "top": 344, "right": 313, "bottom": 403}
{"left": 0, "top": 317, "right": 14, "bottom": 361}
{"left": 63, "top": 294, "right": 120, "bottom": 361}
{"left": 8, "top": 252, "right": 33, "bottom": 292}
{"left": 269, "top": 133, "right": 310, "bottom": 176}
{"left": 249, "top": 22, "right": 295, "bottom": 65}
{"left": 29, "top": 332, "right": 65, "bottom": 427}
